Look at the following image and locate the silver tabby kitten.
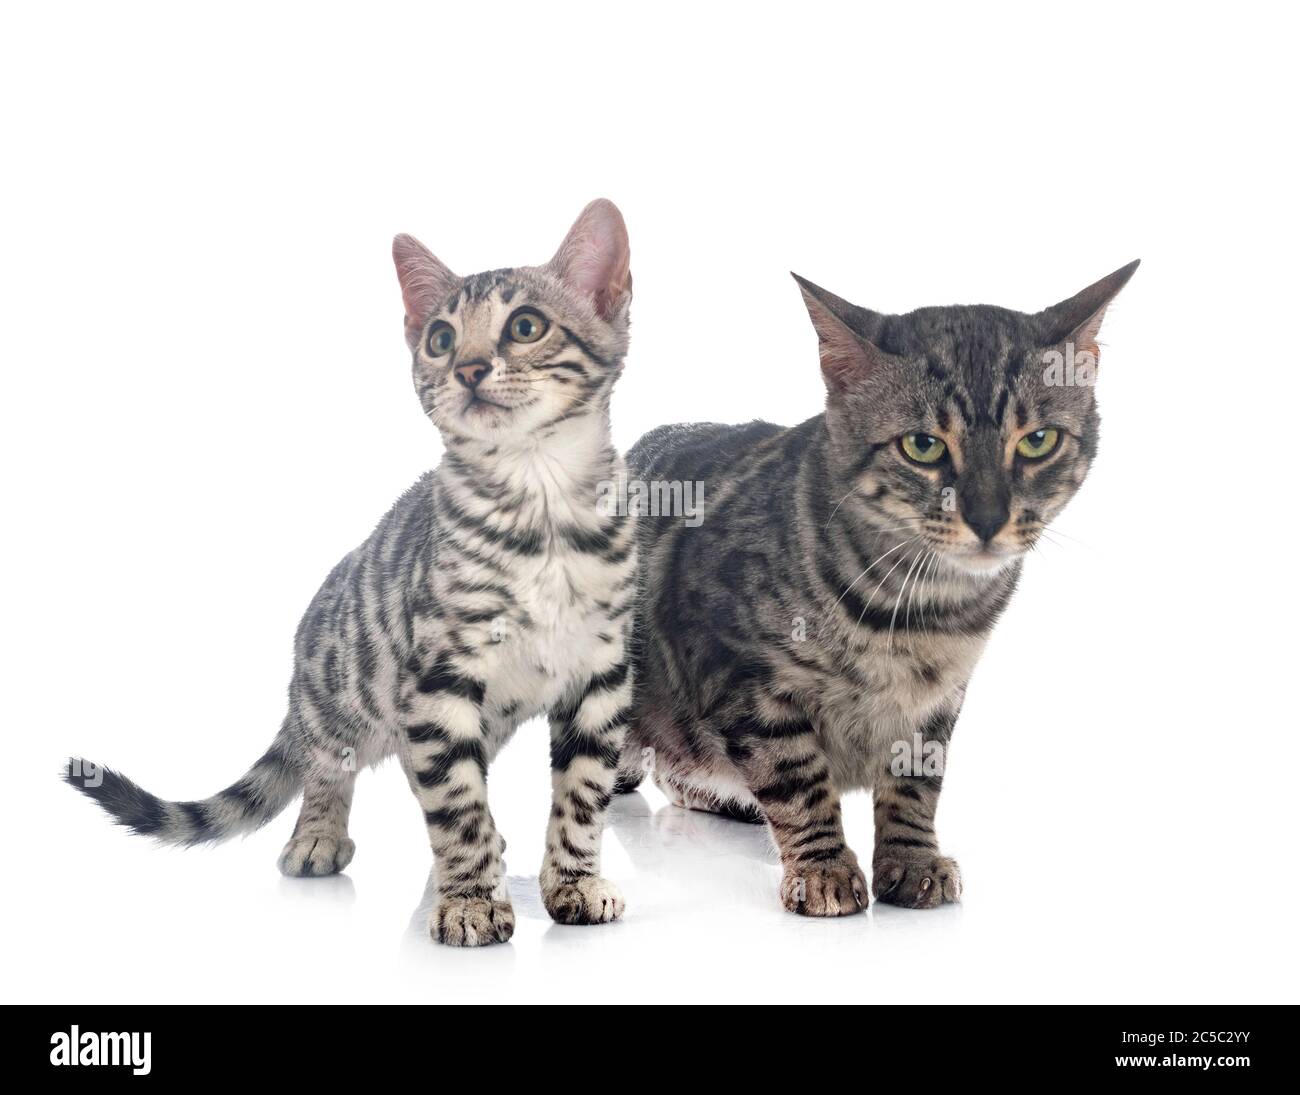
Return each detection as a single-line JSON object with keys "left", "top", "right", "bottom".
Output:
{"left": 616, "top": 262, "right": 1137, "bottom": 916}
{"left": 67, "top": 200, "right": 637, "bottom": 947}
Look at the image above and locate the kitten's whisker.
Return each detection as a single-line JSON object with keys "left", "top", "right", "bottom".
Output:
{"left": 530, "top": 387, "right": 614, "bottom": 426}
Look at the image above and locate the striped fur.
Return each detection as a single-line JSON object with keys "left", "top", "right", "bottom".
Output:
{"left": 618, "top": 262, "right": 1137, "bottom": 916}
{"left": 67, "top": 200, "right": 637, "bottom": 946}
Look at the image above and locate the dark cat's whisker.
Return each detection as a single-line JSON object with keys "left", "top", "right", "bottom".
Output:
{"left": 823, "top": 488, "right": 858, "bottom": 528}
{"left": 853, "top": 540, "right": 919, "bottom": 633}
{"left": 904, "top": 548, "right": 934, "bottom": 638}
{"left": 832, "top": 535, "right": 919, "bottom": 608}
{"left": 888, "top": 546, "right": 928, "bottom": 654}
{"left": 917, "top": 549, "right": 941, "bottom": 628}
{"left": 1040, "top": 526, "right": 1087, "bottom": 548}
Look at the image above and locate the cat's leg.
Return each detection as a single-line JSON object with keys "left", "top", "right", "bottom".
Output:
{"left": 541, "top": 652, "right": 632, "bottom": 925}
{"left": 278, "top": 761, "right": 357, "bottom": 877}
{"left": 277, "top": 711, "right": 359, "bottom": 877}
{"left": 401, "top": 664, "right": 512, "bottom": 947}
{"left": 731, "top": 700, "right": 868, "bottom": 916}
{"left": 870, "top": 708, "right": 962, "bottom": 907}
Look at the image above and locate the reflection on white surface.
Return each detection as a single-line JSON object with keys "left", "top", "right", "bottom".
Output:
{"left": 23, "top": 752, "right": 1299, "bottom": 1004}
{"left": 397, "top": 793, "right": 962, "bottom": 969}
{"left": 277, "top": 872, "right": 357, "bottom": 905}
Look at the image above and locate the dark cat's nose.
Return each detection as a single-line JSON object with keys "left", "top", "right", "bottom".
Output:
{"left": 454, "top": 360, "right": 492, "bottom": 389}
{"left": 962, "top": 498, "right": 1010, "bottom": 545}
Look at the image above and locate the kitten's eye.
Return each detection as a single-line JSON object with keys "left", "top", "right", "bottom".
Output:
{"left": 427, "top": 322, "right": 455, "bottom": 358}
{"left": 507, "top": 309, "right": 548, "bottom": 344}
{"left": 1016, "top": 427, "right": 1061, "bottom": 460}
{"left": 900, "top": 433, "right": 947, "bottom": 465}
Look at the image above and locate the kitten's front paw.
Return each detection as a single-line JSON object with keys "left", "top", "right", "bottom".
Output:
{"left": 277, "top": 835, "right": 355, "bottom": 877}
{"left": 430, "top": 896, "right": 515, "bottom": 946}
{"left": 780, "top": 859, "right": 868, "bottom": 917}
{"left": 542, "top": 876, "right": 625, "bottom": 925}
{"left": 872, "top": 855, "right": 962, "bottom": 908}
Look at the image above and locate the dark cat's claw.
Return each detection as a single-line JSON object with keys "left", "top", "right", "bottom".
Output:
{"left": 872, "top": 855, "right": 962, "bottom": 908}
{"left": 780, "top": 859, "right": 869, "bottom": 917}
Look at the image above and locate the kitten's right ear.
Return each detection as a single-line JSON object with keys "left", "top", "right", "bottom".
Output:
{"left": 392, "top": 234, "right": 460, "bottom": 350}
{"left": 792, "top": 273, "right": 885, "bottom": 391}
{"left": 546, "top": 199, "right": 632, "bottom": 321}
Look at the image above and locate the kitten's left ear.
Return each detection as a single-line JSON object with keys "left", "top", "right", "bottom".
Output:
{"left": 1037, "top": 259, "right": 1140, "bottom": 357}
{"left": 546, "top": 199, "right": 632, "bottom": 320}
{"left": 393, "top": 234, "right": 460, "bottom": 351}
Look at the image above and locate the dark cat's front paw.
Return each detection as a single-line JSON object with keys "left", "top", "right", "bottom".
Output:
{"left": 429, "top": 895, "right": 515, "bottom": 946}
{"left": 872, "top": 855, "right": 962, "bottom": 908}
{"left": 779, "top": 858, "right": 868, "bottom": 917}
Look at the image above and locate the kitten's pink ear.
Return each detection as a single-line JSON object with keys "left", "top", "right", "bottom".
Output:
{"left": 793, "top": 274, "right": 885, "bottom": 391}
{"left": 546, "top": 199, "right": 632, "bottom": 320}
{"left": 392, "top": 234, "right": 460, "bottom": 350}
{"left": 1037, "top": 259, "right": 1140, "bottom": 358}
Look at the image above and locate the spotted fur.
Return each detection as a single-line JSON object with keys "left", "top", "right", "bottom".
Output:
{"left": 618, "top": 262, "right": 1138, "bottom": 916}
{"left": 67, "top": 200, "right": 637, "bottom": 946}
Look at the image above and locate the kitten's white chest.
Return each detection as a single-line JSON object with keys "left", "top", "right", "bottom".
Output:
{"left": 442, "top": 435, "right": 631, "bottom": 721}
{"left": 518, "top": 550, "right": 606, "bottom": 673}
{"left": 477, "top": 553, "right": 614, "bottom": 722}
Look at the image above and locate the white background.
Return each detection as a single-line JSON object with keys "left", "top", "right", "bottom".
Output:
{"left": 4, "top": 1, "right": 1297, "bottom": 1004}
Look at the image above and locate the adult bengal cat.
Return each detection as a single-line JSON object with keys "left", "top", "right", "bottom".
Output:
{"left": 617, "top": 263, "right": 1137, "bottom": 916}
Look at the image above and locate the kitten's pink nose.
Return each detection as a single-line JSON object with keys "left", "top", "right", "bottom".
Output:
{"left": 454, "top": 360, "right": 492, "bottom": 389}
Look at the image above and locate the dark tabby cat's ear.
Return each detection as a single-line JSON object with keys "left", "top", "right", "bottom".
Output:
{"left": 1037, "top": 259, "right": 1140, "bottom": 358}
{"left": 546, "top": 199, "right": 632, "bottom": 320}
{"left": 392, "top": 234, "right": 460, "bottom": 350}
{"left": 792, "top": 273, "right": 888, "bottom": 391}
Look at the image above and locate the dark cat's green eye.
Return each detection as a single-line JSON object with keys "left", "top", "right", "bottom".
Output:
{"left": 1016, "top": 427, "right": 1060, "bottom": 460}
{"left": 900, "top": 433, "right": 947, "bottom": 465}
{"left": 507, "top": 309, "right": 548, "bottom": 344}
{"left": 427, "top": 322, "right": 455, "bottom": 358}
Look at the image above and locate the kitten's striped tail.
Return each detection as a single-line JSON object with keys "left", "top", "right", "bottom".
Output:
{"left": 64, "top": 721, "right": 303, "bottom": 846}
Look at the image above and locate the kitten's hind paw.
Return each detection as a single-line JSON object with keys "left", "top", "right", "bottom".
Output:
{"left": 277, "top": 835, "right": 355, "bottom": 877}
{"left": 872, "top": 855, "right": 962, "bottom": 908}
{"left": 430, "top": 896, "right": 515, "bottom": 946}
{"left": 780, "top": 859, "right": 869, "bottom": 917}
{"left": 542, "top": 876, "right": 626, "bottom": 925}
